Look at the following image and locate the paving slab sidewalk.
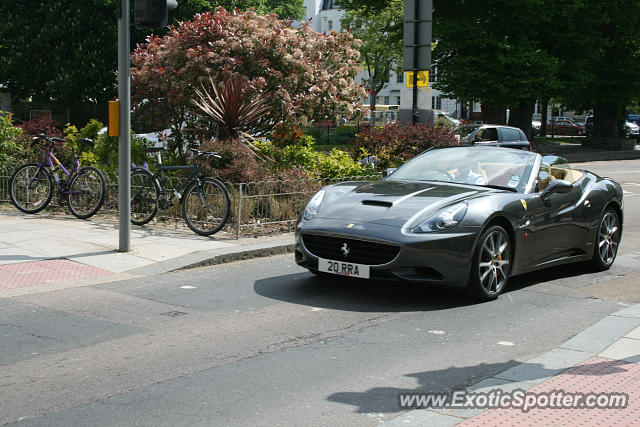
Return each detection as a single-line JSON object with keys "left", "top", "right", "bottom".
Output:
{"left": 0, "top": 212, "right": 295, "bottom": 296}
{"left": 384, "top": 304, "right": 640, "bottom": 426}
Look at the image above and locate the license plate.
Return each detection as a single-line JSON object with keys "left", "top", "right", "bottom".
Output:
{"left": 318, "top": 258, "right": 370, "bottom": 279}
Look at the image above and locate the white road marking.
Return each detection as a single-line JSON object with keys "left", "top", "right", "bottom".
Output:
{"left": 497, "top": 341, "right": 515, "bottom": 346}
{"left": 428, "top": 330, "right": 446, "bottom": 335}
{"left": 180, "top": 285, "right": 196, "bottom": 289}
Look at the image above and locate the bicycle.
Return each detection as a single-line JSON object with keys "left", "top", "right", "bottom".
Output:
{"left": 130, "top": 147, "right": 231, "bottom": 236}
{"left": 9, "top": 134, "right": 106, "bottom": 219}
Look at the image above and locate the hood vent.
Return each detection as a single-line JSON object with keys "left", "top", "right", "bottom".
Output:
{"left": 362, "top": 200, "right": 393, "bottom": 208}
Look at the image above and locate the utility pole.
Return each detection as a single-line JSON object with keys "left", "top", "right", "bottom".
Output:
{"left": 399, "top": 0, "right": 433, "bottom": 126}
{"left": 117, "top": 0, "right": 131, "bottom": 252}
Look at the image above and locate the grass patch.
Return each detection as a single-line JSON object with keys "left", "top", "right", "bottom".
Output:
{"left": 535, "top": 136, "right": 585, "bottom": 145}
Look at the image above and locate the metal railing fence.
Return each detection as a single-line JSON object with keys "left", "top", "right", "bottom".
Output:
{"left": 0, "top": 164, "right": 381, "bottom": 238}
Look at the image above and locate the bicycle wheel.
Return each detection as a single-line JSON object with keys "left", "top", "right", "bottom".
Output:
{"left": 9, "top": 163, "right": 53, "bottom": 214}
{"left": 182, "top": 177, "right": 230, "bottom": 236}
{"left": 130, "top": 168, "right": 159, "bottom": 225}
{"left": 67, "top": 166, "right": 106, "bottom": 219}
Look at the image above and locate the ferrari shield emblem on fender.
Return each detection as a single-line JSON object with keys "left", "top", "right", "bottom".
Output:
{"left": 347, "top": 223, "right": 355, "bottom": 228}
{"left": 520, "top": 199, "right": 527, "bottom": 210}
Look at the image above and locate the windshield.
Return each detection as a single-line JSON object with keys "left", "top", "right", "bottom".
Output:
{"left": 389, "top": 146, "right": 537, "bottom": 192}
{"left": 455, "top": 125, "right": 480, "bottom": 138}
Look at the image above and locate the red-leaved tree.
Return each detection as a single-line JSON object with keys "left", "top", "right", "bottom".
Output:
{"left": 130, "top": 8, "right": 365, "bottom": 157}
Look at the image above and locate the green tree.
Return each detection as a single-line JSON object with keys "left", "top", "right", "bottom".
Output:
{"left": 558, "top": 1, "right": 640, "bottom": 138}
{"left": 433, "top": 0, "right": 559, "bottom": 135}
{"left": 0, "top": 0, "right": 119, "bottom": 107}
{"left": 341, "top": 1, "right": 404, "bottom": 123}
{"left": 336, "top": 0, "right": 389, "bottom": 15}
{"left": 175, "top": 0, "right": 304, "bottom": 21}
{"left": 0, "top": 0, "right": 304, "bottom": 126}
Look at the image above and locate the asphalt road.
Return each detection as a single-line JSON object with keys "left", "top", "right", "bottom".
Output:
{"left": 2, "top": 159, "right": 640, "bottom": 426}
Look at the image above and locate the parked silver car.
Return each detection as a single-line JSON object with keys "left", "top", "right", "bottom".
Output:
{"left": 455, "top": 124, "right": 531, "bottom": 150}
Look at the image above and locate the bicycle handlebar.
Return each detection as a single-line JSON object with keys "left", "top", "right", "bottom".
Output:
{"left": 32, "top": 134, "right": 93, "bottom": 148}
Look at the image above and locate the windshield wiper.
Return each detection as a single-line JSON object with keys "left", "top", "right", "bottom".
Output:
{"left": 478, "top": 184, "right": 518, "bottom": 192}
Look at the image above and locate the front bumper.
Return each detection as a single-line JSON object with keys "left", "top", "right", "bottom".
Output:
{"left": 295, "top": 219, "right": 480, "bottom": 288}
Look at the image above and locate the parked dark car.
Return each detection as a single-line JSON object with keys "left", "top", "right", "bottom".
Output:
{"left": 455, "top": 124, "right": 531, "bottom": 150}
{"left": 296, "top": 146, "right": 624, "bottom": 300}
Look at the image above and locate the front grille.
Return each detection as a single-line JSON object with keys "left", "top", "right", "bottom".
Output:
{"left": 302, "top": 234, "right": 400, "bottom": 265}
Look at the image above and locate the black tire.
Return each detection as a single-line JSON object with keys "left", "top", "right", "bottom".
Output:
{"left": 130, "top": 168, "right": 159, "bottom": 226}
{"left": 67, "top": 166, "right": 106, "bottom": 219}
{"left": 181, "top": 177, "right": 230, "bottom": 236}
{"left": 590, "top": 208, "right": 621, "bottom": 271}
{"left": 467, "top": 225, "right": 512, "bottom": 301}
{"left": 9, "top": 163, "right": 54, "bottom": 214}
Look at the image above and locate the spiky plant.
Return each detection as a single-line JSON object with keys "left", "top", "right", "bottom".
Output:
{"left": 193, "top": 77, "right": 272, "bottom": 146}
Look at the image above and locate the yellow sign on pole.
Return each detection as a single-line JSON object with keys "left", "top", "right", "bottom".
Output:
{"left": 108, "top": 100, "right": 120, "bottom": 136}
{"left": 405, "top": 70, "right": 429, "bottom": 88}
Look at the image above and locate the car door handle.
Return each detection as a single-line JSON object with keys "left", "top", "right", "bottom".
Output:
{"left": 583, "top": 199, "right": 591, "bottom": 207}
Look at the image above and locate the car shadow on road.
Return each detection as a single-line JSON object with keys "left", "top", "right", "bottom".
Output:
{"left": 506, "top": 262, "right": 604, "bottom": 293}
{"left": 326, "top": 357, "right": 631, "bottom": 415}
{"left": 253, "top": 272, "right": 477, "bottom": 313}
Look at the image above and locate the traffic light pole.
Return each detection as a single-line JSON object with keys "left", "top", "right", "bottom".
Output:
{"left": 118, "top": 0, "right": 131, "bottom": 252}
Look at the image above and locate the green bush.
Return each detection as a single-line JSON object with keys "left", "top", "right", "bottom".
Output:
{"left": 353, "top": 122, "right": 460, "bottom": 168}
{"left": 258, "top": 134, "right": 373, "bottom": 179}
{"left": 0, "top": 112, "right": 27, "bottom": 166}
{"left": 304, "top": 125, "right": 359, "bottom": 145}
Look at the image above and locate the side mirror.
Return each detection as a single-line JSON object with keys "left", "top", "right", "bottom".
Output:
{"left": 541, "top": 179, "right": 573, "bottom": 200}
{"left": 384, "top": 168, "right": 397, "bottom": 177}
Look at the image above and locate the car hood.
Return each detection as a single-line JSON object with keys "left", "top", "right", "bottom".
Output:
{"left": 316, "top": 180, "right": 492, "bottom": 228}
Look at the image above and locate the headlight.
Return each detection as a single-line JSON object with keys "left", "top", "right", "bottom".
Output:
{"left": 302, "top": 190, "right": 326, "bottom": 220}
{"left": 412, "top": 203, "right": 468, "bottom": 233}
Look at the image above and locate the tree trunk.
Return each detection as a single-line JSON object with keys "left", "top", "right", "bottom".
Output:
{"left": 593, "top": 102, "right": 622, "bottom": 138}
{"left": 508, "top": 102, "right": 535, "bottom": 140}
{"left": 481, "top": 102, "right": 506, "bottom": 124}
{"left": 540, "top": 99, "right": 549, "bottom": 137}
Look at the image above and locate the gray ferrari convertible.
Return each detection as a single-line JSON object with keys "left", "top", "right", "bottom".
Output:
{"left": 295, "top": 146, "right": 624, "bottom": 300}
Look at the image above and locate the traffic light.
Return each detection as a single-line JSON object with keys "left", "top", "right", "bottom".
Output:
{"left": 134, "top": 0, "right": 178, "bottom": 29}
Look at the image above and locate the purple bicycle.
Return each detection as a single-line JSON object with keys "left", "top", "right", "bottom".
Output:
{"left": 9, "top": 134, "right": 106, "bottom": 219}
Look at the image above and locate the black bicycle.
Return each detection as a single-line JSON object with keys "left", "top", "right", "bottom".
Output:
{"left": 9, "top": 134, "right": 106, "bottom": 219}
{"left": 130, "top": 147, "right": 231, "bottom": 236}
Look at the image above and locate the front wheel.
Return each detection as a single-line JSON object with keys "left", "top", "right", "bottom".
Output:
{"left": 182, "top": 177, "right": 231, "bottom": 236}
{"left": 9, "top": 163, "right": 54, "bottom": 214}
{"left": 590, "top": 208, "right": 621, "bottom": 271}
{"left": 67, "top": 166, "right": 106, "bottom": 219}
{"left": 130, "top": 168, "right": 160, "bottom": 226}
{"left": 467, "top": 225, "right": 512, "bottom": 301}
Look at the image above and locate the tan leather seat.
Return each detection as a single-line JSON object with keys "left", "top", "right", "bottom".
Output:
{"left": 538, "top": 163, "right": 553, "bottom": 191}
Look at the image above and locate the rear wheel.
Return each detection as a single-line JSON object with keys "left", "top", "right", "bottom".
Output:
{"left": 468, "top": 225, "right": 512, "bottom": 301}
{"left": 182, "top": 177, "right": 230, "bottom": 236}
{"left": 130, "top": 168, "right": 159, "bottom": 226}
{"left": 68, "top": 166, "right": 106, "bottom": 219}
{"left": 9, "top": 163, "right": 53, "bottom": 214}
{"left": 590, "top": 208, "right": 620, "bottom": 271}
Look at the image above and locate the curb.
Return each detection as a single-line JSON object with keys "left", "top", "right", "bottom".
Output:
{"left": 382, "top": 303, "right": 640, "bottom": 426}
{"left": 125, "top": 237, "right": 296, "bottom": 277}
{"left": 174, "top": 243, "right": 296, "bottom": 271}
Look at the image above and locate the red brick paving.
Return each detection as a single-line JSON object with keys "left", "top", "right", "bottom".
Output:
{"left": 459, "top": 356, "right": 640, "bottom": 426}
{"left": 0, "top": 259, "right": 113, "bottom": 290}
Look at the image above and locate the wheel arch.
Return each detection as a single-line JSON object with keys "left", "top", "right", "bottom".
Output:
{"left": 468, "top": 215, "right": 517, "bottom": 277}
